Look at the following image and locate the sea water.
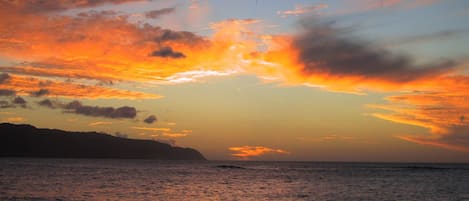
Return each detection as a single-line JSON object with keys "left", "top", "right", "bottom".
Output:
{"left": 1, "top": 158, "right": 468, "bottom": 201}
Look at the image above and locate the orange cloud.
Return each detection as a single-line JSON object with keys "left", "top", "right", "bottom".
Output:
{"left": 131, "top": 126, "right": 190, "bottom": 138}
{"left": 2, "top": 116, "right": 25, "bottom": 123}
{"left": 162, "top": 133, "right": 188, "bottom": 138}
{"left": 0, "top": 1, "right": 455, "bottom": 97}
{"left": 131, "top": 126, "right": 171, "bottom": 132}
{"left": 0, "top": 5, "right": 269, "bottom": 94}
{"left": 0, "top": 0, "right": 143, "bottom": 14}
{"left": 88, "top": 121, "right": 113, "bottom": 126}
{"left": 228, "top": 146, "right": 290, "bottom": 159}
{"left": 5, "top": 1, "right": 444, "bottom": 96}
{"left": 297, "top": 135, "right": 356, "bottom": 142}
{"left": 0, "top": 74, "right": 159, "bottom": 99}
{"left": 370, "top": 75, "right": 469, "bottom": 153}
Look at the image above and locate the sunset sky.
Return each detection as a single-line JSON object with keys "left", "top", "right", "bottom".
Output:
{"left": 1, "top": 0, "right": 468, "bottom": 162}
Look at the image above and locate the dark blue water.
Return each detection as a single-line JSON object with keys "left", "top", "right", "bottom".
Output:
{"left": 1, "top": 158, "right": 468, "bottom": 200}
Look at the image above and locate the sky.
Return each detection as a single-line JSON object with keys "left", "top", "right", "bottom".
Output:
{"left": 0, "top": 0, "right": 468, "bottom": 162}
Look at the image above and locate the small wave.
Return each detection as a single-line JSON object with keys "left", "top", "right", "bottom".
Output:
{"left": 215, "top": 165, "right": 246, "bottom": 169}
{"left": 401, "top": 166, "right": 469, "bottom": 171}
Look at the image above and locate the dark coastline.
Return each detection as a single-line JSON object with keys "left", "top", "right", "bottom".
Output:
{"left": 0, "top": 123, "right": 206, "bottom": 160}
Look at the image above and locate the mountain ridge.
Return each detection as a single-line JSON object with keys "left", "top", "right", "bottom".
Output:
{"left": 0, "top": 123, "right": 206, "bottom": 160}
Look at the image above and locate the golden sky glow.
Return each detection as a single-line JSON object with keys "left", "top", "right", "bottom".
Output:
{"left": 1, "top": 0, "right": 468, "bottom": 162}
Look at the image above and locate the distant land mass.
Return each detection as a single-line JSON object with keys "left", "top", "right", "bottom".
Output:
{"left": 0, "top": 123, "right": 206, "bottom": 160}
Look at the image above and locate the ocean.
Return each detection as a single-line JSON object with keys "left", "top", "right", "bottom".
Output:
{"left": 1, "top": 158, "right": 468, "bottom": 201}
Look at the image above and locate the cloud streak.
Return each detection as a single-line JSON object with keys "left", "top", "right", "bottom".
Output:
{"left": 2, "top": 116, "right": 25, "bottom": 123}
{"left": 145, "top": 7, "right": 175, "bottom": 19}
{"left": 370, "top": 76, "right": 469, "bottom": 152}
{"left": 89, "top": 121, "right": 113, "bottom": 126}
{"left": 131, "top": 126, "right": 190, "bottom": 138}
{"left": 0, "top": 74, "right": 159, "bottom": 99}
{"left": 228, "top": 146, "right": 289, "bottom": 159}
{"left": 382, "top": 29, "right": 469, "bottom": 47}
{"left": 334, "top": 0, "right": 440, "bottom": 15}
{"left": 277, "top": 4, "right": 328, "bottom": 17}
{"left": 0, "top": 0, "right": 143, "bottom": 13}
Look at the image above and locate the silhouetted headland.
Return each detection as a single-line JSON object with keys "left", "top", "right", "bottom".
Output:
{"left": 0, "top": 123, "right": 206, "bottom": 160}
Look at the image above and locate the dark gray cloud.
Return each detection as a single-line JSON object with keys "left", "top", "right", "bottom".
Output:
{"left": 294, "top": 19, "right": 456, "bottom": 82}
{"left": 64, "top": 100, "right": 137, "bottom": 119}
{"left": 0, "top": 89, "right": 16, "bottom": 96}
{"left": 13, "top": 97, "right": 26, "bottom": 105}
{"left": 37, "top": 99, "right": 56, "bottom": 109}
{"left": 12, "top": 96, "right": 27, "bottom": 108}
{"left": 36, "top": 99, "right": 156, "bottom": 122}
{"left": 145, "top": 7, "right": 175, "bottom": 19}
{"left": 0, "top": 73, "right": 10, "bottom": 84}
{"left": 31, "top": 89, "right": 49, "bottom": 97}
{"left": 154, "top": 29, "right": 205, "bottom": 45}
{"left": 144, "top": 115, "right": 157, "bottom": 124}
{"left": 150, "top": 47, "right": 186, "bottom": 58}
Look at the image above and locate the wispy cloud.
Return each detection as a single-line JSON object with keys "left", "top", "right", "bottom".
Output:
{"left": 277, "top": 4, "right": 328, "bottom": 17}
{"left": 131, "top": 126, "right": 191, "bottom": 138}
{"left": 228, "top": 146, "right": 289, "bottom": 159}
{"left": 297, "top": 135, "right": 356, "bottom": 142}
{"left": 0, "top": 74, "right": 159, "bottom": 99}
{"left": 370, "top": 76, "right": 469, "bottom": 153}
{"left": 162, "top": 132, "right": 188, "bottom": 138}
{"left": 131, "top": 126, "right": 171, "bottom": 132}
{"left": 382, "top": 29, "right": 469, "bottom": 47}
{"left": 145, "top": 7, "right": 175, "bottom": 19}
{"left": 2, "top": 116, "right": 25, "bottom": 123}
{"left": 88, "top": 121, "right": 113, "bottom": 126}
{"left": 0, "top": 0, "right": 143, "bottom": 13}
{"left": 334, "top": 0, "right": 440, "bottom": 15}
